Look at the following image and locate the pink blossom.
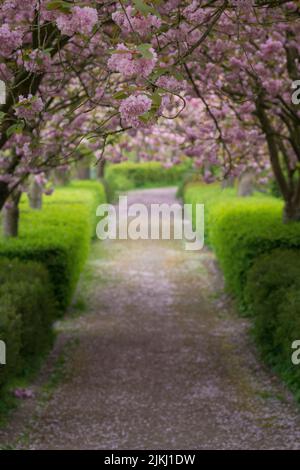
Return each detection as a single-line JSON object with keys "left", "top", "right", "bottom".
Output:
{"left": 156, "top": 75, "right": 183, "bottom": 93}
{"left": 108, "top": 43, "right": 157, "bottom": 78}
{"left": 56, "top": 7, "right": 98, "bottom": 37}
{"left": 112, "top": 6, "right": 161, "bottom": 36}
{"left": 21, "top": 49, "right": 52, "bottom": 74}
{"left": 119, "top": 94, "right": 152, "bottom": 128}
{"left": 0, "top": 24, "right": 22, "bottom": 57}
{"left": 260, "top": 38, "right": 283, "bottom": 60}
{"left": 203, "top": 169, "right": 215, "bottom": 184}
{"left": 15, "top": 94, "right": 44, "bottom": 121}
{"left": 262, "top": 78, "right": 283, "bottom": 97}
{"left": 13, "top": 388, "right": 35, "bottom": 399}
{"left": 34, "top": 173, "right": 47, "bottom": 187}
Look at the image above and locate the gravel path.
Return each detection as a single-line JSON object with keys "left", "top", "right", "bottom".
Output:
{"left": 1, "top": 187, "right": 300, "bottom": 449}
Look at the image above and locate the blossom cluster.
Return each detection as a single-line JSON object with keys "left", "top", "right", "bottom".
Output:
{"left": 112, "top": 6, "right": 161, "bottom": 36}
{"left": 56, "top": 6, "right": 98, "bottom": 37}
{"left": 108, "top": 44, "right": 157, "bottom": 79}
{"left": 20, "top": 49, "right": 52, "bottom": 74}
{"left": 15, "top": 95, "right": 44, "bottom": 121}
{"left": 119, "top": 94, "right": 152, "bottom": 128}
{"left": 0, "top": 23, "right": 22, "bottom": 58}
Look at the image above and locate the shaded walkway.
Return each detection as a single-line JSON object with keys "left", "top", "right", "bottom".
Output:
{"left": 1, "top": 188, "right": 300, "bottom": 449}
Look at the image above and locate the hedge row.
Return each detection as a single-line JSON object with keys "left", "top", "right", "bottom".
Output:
{"left": 184, "top": 183, "right": 300, "bottom": 399}
{"left": 105, "top": 161, "right": 191, "bottom": 200}
{"left": 184, "top": 183, "right": 300, "bottom": 299}
{"left": 245, "top": 250, "right": 300, "bottom": 401}
{"left": 0, "top": 181, "right": 106, "bottom": 311}
{"left": 0, "top": 181, "right": 106, "bottom": 396}
{"left": 0, "top": 259, "right": 56, "bottom": 390}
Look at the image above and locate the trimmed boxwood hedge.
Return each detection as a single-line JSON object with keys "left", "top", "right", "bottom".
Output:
{"left": 184, "top": 183, "right": 300, "bottom": 299}
{"left": 0, "top": 259, "right": 56, "bottom": 391}
{"left": 184, "top": 183, "right": 238, "bottom": 244}
{"left": 245, "top": 249, "right": 300, "bottom": 400}
{"left": 184, "top": 182, "right": 300, "bottom": 400}
{"left": 0, "top": 181, "right": 106, "bottom": 397}
{"left": 0, "top": 181, "right": 106, "bottom": 311}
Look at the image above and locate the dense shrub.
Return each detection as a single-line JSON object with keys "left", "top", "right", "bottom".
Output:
{"left": 184, "top": 182, "right": 238, "bottom": 244}
{"left": 105, "top": 161, "right": 191, "bottom": 200}
{"left": 245, "top": 249, "right": 300, "bottom": 399}
{"left": 0, "top": 181, "right": 106, "bottom": 311}
{"left": 184, "top": 182, "right": 300, "bottom": 399}
{"left": 106, "top": 173, "right": 134, "bottom": 200}
{"left": 0, "top": 259, "right": 56, "bottom": 390}
{"left": 209, "top": 200, "right": 300, "bottom": 300}
{"left": 0, "top": 296, "right": 22, "bottom": 389}
{"left": 184, "top": 183, "right": 300, "bottom": 300}
{"left": 47, "top": 180, "right": 107, "bottom": 238}
{"left": 0, "top": 181, "right": 105, "bottom": 397}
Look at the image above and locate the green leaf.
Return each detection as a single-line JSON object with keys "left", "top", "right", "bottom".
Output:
{"left": 151, "top": 90, "right": 162, "bottom": 109}
{"left": 139, "top": 108, "right": 156, "bottom": 123}
{"left": 110, "top": 49, "right": 131, "bottom": 55}
{"left": 139, "top": 112, "right": 151, "bottom": 123}
{"left": 150, "top": 67, "right": 169, "bottom": 81}
{"left": 171, "top": 69, "right": 185, "bottom": 81}
{"left": 46, "top": 0, "right": 72, "bottom": 13}
{"left": 113, "top": 91, "right": 129, "bottom": 100}
{"left": 133, "top": 0, "right": 155, "bottom": 16}
{"left": 137, "top": 44, "right": 153, "bottom": 60}
{"left": 6, "top": 122, "right": 25, "bottom": 138}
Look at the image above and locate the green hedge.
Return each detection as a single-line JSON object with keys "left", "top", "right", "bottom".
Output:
{"left": 0, "top": 180, "right": 106, "bottom": 311}
{"left": 0, "top": 181, "right": 106, "bottom": 399}
{"left": 184, "top": 183, "right": 300, "bottom": 300}
{"left": 44, "top": 180, "right": 107, "bottom": 238}
{"left": 0, "top": 259, "right": 56, "bottom": 391}
{"left": 184, "top": 183, "right": 238, "bottom": 244}
{"left": 245, "top": 249, "right": 300, "bottom": 400}
{"left": 184, "top": 182, "right": 300, "bottom": 399}
{"left": 105, "top": 161, "right": 191, "bottom": 200}
{"left": 209, "top": 200, "right": 300, "bottom": 300}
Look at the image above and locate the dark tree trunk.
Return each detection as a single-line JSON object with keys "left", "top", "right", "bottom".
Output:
{"left": 29, "top": 180, "right": 43, "bottom": 209}
{"left": 0, "top": 181, "right": 9, "bottom": 213}
{"left": 284, "top": 199, "right": 300, "bottom": 223}
{"left": 3, "top": 191, "right": 21, "bottom": 238}
{"left": 97, "top": 158, "right": 106, "bottom": 179}
{"left": 256, "top": 100, "right": 300, "bottom": 223}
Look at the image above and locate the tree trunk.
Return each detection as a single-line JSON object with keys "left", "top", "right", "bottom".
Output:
{"left": 29, "top": 180, "right": 43, "bottom": 209}
{"left": 237, "top": 170, "right": 255, "bottom": 197}
{"left": 97, "top": 158, "right": 106, "bottom": 179}
{"left": 3, "top": 192, "right": 21, "bottom": 238}
{"left": 283, "top": 200, "right": 300, "bottom": 223}
{"left": 77, "top": 161, "right": 90, "bottom": 180}
{"left": 222, "top": 175, "right": 235, "bottom": 189}
{"left": 0, "top": 181, "right": 9, "bottom": 212}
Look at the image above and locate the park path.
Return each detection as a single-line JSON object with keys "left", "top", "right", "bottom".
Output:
{"left": 1, "top": 187, "right": 300, "bottom": 449}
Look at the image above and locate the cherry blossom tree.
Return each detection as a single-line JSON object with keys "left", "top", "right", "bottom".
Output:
{"left": 0, "top": 0, "right": 230, "bottom": 213}
{"left": 1, "top": 0, "right": 300, "bottom": 224}
{"left": 182, "top": 0, "right": 300, "bottom": 220}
